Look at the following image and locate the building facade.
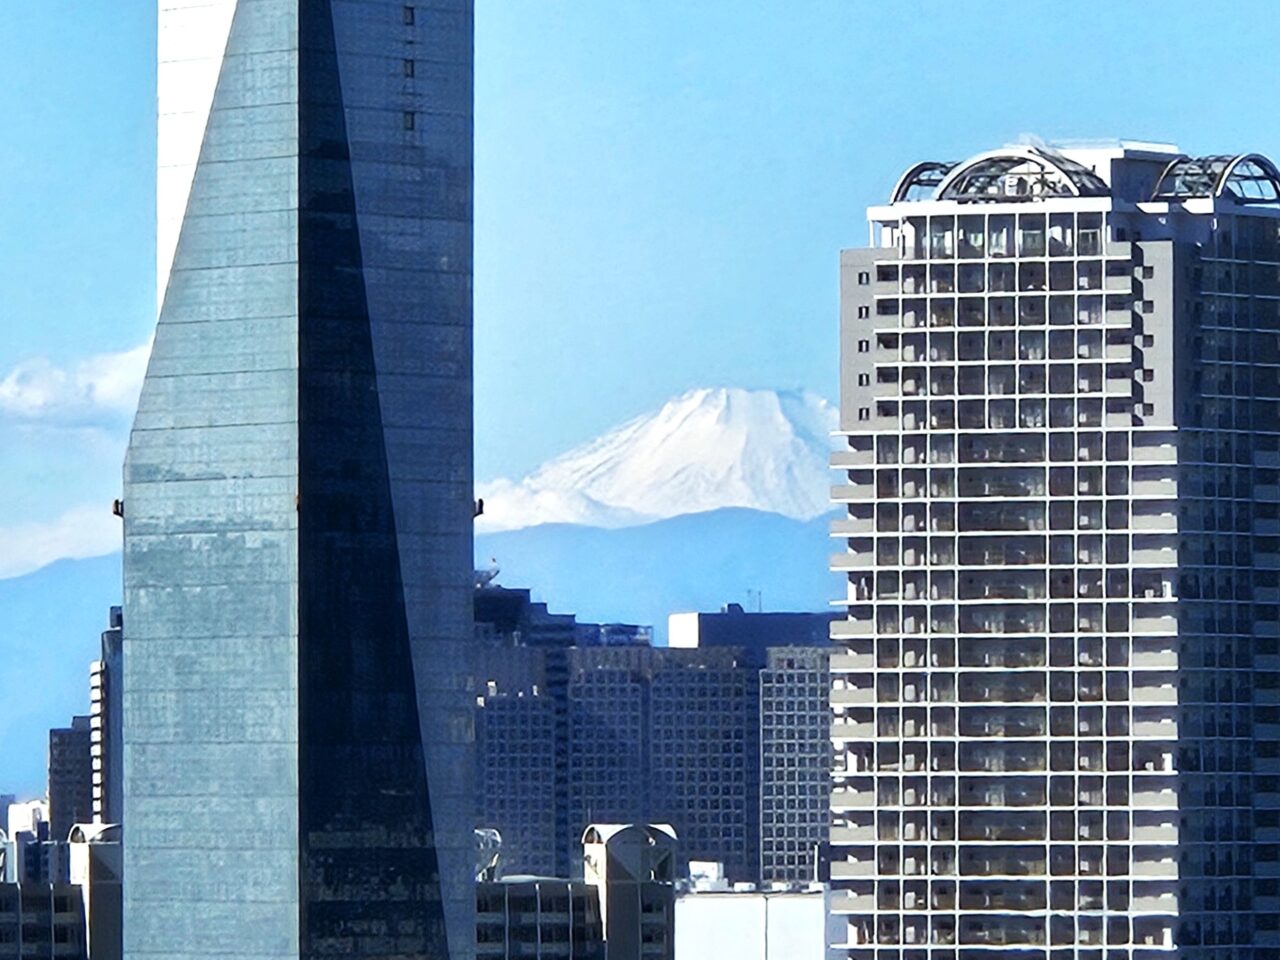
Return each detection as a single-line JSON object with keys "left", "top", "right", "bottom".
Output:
{"left": 477, "top": 692, "right": 560, "bottom": 878}
{"left": 123, "top": 2, "right": 475, "bottom": 957}
{"left": 476, "top": 878, "right": 605, "bottom": 960}
{"left": 673, "top": 886, "right": 832, "bottom": 960}
{"left": 89, "top": 608, "right": 122, "bottom": 826}
{"left": 830, "top": 142, "right": 1280, "bottom": 957}
{"left": 582, "top": 825, "right": 677, "bottom": 960}
{"left": 48, "top": 718, "right": 92, "bottom": 842}
{"left": 477, "top": 596, "right": 832, "bottom": 884}
{"left": 647, "top": 652, "right": 758, "bottom": 883}
{"left": 0, "top": 883, "right": 87, "bottom": 960}
{"left": 759, "top": 647, "right": 831, "bottom": 885}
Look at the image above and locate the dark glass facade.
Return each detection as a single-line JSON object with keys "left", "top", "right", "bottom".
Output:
{"left": 123, "top": 2, "right": 473, "bottom": 957}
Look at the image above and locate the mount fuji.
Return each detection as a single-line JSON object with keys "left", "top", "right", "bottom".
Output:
{"left": 477, "top": 387, "right": 837, "bottom": 532}
{"left": 0, "top": 387, "right": 842, "bottom": 797}
{"left": 474, "top": 387, "right": 841, "bottom": 635}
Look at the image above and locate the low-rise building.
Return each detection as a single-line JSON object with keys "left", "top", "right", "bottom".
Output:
{"left": 477, "top": 877, "right": 604, "bottom": 959}
{"left": 69, "top": 825, "right": 120, "bottom": 960}
{"left": 0, "top": 882, "right": 87, "bottom": 959}
{"left": 674, "top": 885, "right": 833, "bottom": 960}
{"left": 583, "top": 824, "right": 677, "bottom": 960}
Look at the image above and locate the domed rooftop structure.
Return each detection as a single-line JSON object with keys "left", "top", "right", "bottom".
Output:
{"left": 885, "top": 143, "right": 1280, "bottom": 205}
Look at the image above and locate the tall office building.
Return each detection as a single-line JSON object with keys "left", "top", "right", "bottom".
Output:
{"left": 476, "top": 692, "right": 559, "bottom": 877}
{"left": 759, "top": 647, "right": 830, "bottom": 886}
{"left": 48, "top": 718, "right": 92, "bottom": 842}
{"left": 830, "top": 142, "right": 1280, "bottom": 957}
{"left": 124, "top": 2, "right": 474, "bottom": 957}
{"left": 648, "top": 651, "right": 759, "bottom": 884}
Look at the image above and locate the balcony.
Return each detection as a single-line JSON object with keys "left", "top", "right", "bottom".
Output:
{"left": 831, "top": 785, "right": 875, "bottom": 811}
{"left": 830, "top": 483, "right": 873, "bottom": 503}
{"left": 959, "top": 706, "right": 1046, "bottom": 738}
{"left": 831, "top": 720, "right": 873, "bottom": 742}
{"left": 830, "top": 551, "right": 872, "bottom": 571}
{"left": 830, "top": 858, "right": 876, "bottom": 879}
{"left": 1131, "top": 852, "right": 1179, "bottom": 879}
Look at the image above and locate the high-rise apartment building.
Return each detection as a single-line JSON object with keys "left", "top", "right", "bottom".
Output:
{"left": 830, "top": 142, "right": 1280, "bottom": 957}
{"left": 48, "top": 717, "right": 92, "bottom": 842}
{"left": 89, "top": 608, "right": 122, "bottom": 826}
{"left": 123, "top": 2, "right": 475, "bottom": 957}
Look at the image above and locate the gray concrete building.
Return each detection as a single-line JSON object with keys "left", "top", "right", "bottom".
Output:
{"left": 830, "top": 141, "right": 1280, "bottom": 958}
{"left": 476, "top": 878, "right": 605, "bottom": 960}
{"left": 0, "top": 883, "right": 87, "bottom": 959}
{"left": 582, "top": 825, "right": 677, "bottom": 960}
{"left": 123, "top": 1, "right": 475, "bottom": 956}
{"left": 476, "top": 595, "right": 832, "bottom": 884}
{"left": 647, "top": 652, "right": 758, "bottom": 883}
{"left": 759, "top": 647, "right": 831, "bottom": 885}
{"left": 69, "top": 825, "right": 121, "bottom": 960}
{"left": 47, "top": 718, "right": 91, "bottom": 842}
{"left": 477, "top": 692, "right": 560, "bottom": 879}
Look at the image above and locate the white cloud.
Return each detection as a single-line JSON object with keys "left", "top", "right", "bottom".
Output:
{"left": 0, "top": 340, "right": 150, "bottom": 426}
{"left": 0, "top": 503, "right": 121, "bottom": 580}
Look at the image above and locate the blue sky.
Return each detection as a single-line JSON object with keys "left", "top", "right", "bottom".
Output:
{"left": 3, "top": 0, "right": 1280, "bottom": 577}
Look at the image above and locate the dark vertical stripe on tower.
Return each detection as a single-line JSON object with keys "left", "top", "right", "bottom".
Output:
{"left": 297, "top": 2, "right": 447, "bottom": 956}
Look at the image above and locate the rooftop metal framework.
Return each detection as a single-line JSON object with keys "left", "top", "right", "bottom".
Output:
{"left": 889, "top": 145, "right": 1280, "bottom": 207}
{"left": 1152, "top": 153, "right": 1280, "bottom": 203}
{"left": 889, "top": 162, "right": 957, "bottom": 204}
{"left": 932, "top": 147, "right": 1110, "bottom": 203}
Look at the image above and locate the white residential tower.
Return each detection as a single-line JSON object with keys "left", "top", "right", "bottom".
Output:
{"left": 830, "top": 142, "right": 1280, "bottom": 959}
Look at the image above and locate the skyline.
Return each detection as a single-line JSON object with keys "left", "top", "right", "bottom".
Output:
{"left": 4, "top": 0, "right": 1280, "bottom": 806}
{"left": 7, "top": 2, "right": 1280, "bottom": 582}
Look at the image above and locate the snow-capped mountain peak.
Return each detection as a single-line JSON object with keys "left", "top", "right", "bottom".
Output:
{"left": 477, "top": 387, "right": 836, "bottom": 533}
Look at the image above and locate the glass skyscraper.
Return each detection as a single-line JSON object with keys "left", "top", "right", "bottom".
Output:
{"left": 831, "top": 142, "right": 1280, "bottom": 958}
{"left": 123, "top": 2, "right": 474, "bottom": 957}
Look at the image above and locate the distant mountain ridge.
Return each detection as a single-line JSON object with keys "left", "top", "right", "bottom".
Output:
{"left": 0, "top": 554, "right": 121, "bottom": 799}
{"left": 1, "top": 386, "right": 841, "bottom": 797}
{"left": 476, "top": 507, "right": 838, "bottom": 640}
{"left": 477, "top": 387, "right": 836, "bottom": 532}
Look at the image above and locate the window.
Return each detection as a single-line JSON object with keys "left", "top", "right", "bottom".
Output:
{"left": 403, "top": 111, "right": 416, "bottom": 130}
{"left": 404, "top": 58, "right": 416, "bottom": 77}
{"left": 858, "top": 407, "right": 871, "bottom": 421}
{"left": 857, "top": 305, "right": 870, "bottom": 319}
{"left": 1142, "top": 266, "right": 1154, "bottom": 279}
{"left": 1141, "top": 300, "right": 1154, "bottom": 313}
{"left": 858, "top": 339, "right": 870, "bottom": 353}
{"left": 403, "top": 5, "right": 416, "bottom": 24}
{"left": 858, "top": 271, "right": 871, "bottom": 285}
{"left": 858, "top": 373, "right": 871, "bottom": 386}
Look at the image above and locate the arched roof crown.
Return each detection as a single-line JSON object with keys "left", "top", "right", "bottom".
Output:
{"left": 1152, "top": 153, "right": 1280, "bottom": 203}
{"left": 929, "top": 147, "right": 1110, "bottom": 203}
